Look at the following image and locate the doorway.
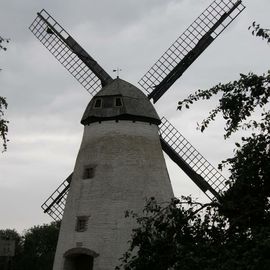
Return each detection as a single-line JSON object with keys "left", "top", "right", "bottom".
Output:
{"left": 64, "top": 254, "right": 93, "bottom": 270}
{"left": 63, "top": 247, "right": 98, "bottom": 270}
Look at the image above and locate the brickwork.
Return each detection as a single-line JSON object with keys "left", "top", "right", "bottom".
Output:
{"left": 53, "top": 120, "right": 173, "bottom": 270}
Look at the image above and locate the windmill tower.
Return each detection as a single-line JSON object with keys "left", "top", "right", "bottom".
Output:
{"left": 29, "top": 1, "right": 245, "bottom": 269}
{"left": 53, "top": 78, "right": 174, "bottom": 269}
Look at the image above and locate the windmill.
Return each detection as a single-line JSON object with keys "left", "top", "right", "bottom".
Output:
{"left": 29, "top": 1, "right": 245, "bottom": 269}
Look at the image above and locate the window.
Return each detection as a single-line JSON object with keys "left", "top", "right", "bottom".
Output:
{"left": 115, "top": 97, "right": 122, "bottom": 107}
{"left": 76, "top": 216, "right": 89, "bottom": 232}
{"left": 83, "top": 166, "right": 95, "bottom": 179}
{"left": 94, "top": 98, "right": 102, "bottom": 108}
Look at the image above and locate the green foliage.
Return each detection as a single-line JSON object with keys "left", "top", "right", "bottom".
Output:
{"left": 0, "top": 35, "right": 9, "bottom": 152}
{"left": 19, "top": 222, "right": 60, "bottom": 270}
{"left": 0, "top": 229, "right": 23, "bottom": 270}
{"left": 0, "top": 36, "right": 10, "bottom": 51}
{"left": 177, "top": 70, "right": 270, "bottom": 230}
{"left": 249, "top": 22, "right": 270, "bottom": 44}
{"left": 178, "top": 71, "right": 270, "bottom": 138}
{"left": 117, "top": 198, "right": 270, "bottom": 270}
{"left": 0, "top": 229, "right": 23, "bottom": 269}
{"left": 0, "top": 229, "right": 21, "bottom": 243}
{"left": 0, "top": 222, "right": 60, "bottom": 270}
{"left": 219, "top": 128, "right": 270, "bottom": 228}
{"left": 0, "top": 96, "right": 8, "bottom": 152}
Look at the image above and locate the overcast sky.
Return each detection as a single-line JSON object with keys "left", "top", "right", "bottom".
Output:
{"left": 0, "top": 0, "right": 270, "bottom": 233}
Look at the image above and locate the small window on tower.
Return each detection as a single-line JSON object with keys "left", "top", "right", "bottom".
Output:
{"left": 76, "top": 216, "right": 89, "bottom": 232}
{"left": 115, "top": 97, "right": 122, "bottom": 107}
{"left": 94, "top": 98, "right": 102, "bottom": 108}
{"left": 83, "top": 166, "right": 95, "bottom": 179}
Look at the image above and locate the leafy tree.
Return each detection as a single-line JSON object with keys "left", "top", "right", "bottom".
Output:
{"left": 249, "top": 22, "right": 270, "bottom": 43}
{"left": 0, "top": 229, "right": 23, "bottom": 270}
{"left": 0, "top": 222, "right": 60, "bottom": 270}
{"left": 117, "top": 198, "right": 270, "bottom": 270}
{"left": 117, "top": 24, "right": 270, "bottom": 269}
{"left": 0, "top": 35, "right": 9, "bottom": 152}
{"left": 177, "top": 71, "right": 270, "bottom": 230}
{"left": 19, "top": 222, "right": 60, "bottom": 270}
{"left": 0, "top": 36, "right": 10, "bottom": 51}
{"left": 0, "top": 96, "right": 8, "bottom": 152}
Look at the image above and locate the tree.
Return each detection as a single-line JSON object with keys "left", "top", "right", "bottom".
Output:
{"left": 117, "top": 25, "right": 270, "bottom": 269}
{"left": 0, "top": 96, "right": 8, "bottom": 152}
{"left": 117, "top": 198, "right": 270, "bottom": 270}
{"left": 177, "top": 71, "right": 270, "bottom": 230}
{"left": 0, "top": 35, "right": 9, "bottom": 152}
{"left": 0, "top": 222, "right": 60, "bottom": 270}
{"left": 0, "top": 229, "right": 23, "bottom": 270}
{"left": 0, "top": 36, "right": 10, "bottom": 51}
{"left": 19, "top": 222, "right": 60, "bottom": 270}
{"left": 249, "top": 22, "right": 270, "bottom": 44}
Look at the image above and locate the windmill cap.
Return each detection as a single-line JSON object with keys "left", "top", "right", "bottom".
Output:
{"left": 81, "top": 78, "right": 161, "bottom": 125}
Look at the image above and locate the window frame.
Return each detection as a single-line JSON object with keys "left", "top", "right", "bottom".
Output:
{"left": 76, "top": 216, "right": 89, "bottom": 232}
{"left": 93, "top": 98, "right": 102, "bottom": 109}
{"left": 82, "top": 165, "right": 96, "bottom": 179}
{"left": 114, "top": 97, "right": 123, "bottom": 107}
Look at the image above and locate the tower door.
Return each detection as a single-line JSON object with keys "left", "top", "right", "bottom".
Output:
{"left": 64, "top": 254, "right": 93, "bottom": 270}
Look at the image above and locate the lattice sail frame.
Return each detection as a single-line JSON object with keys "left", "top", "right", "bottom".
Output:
{"left": 139, "top": 0, "right": 245, "bottom": 98}
{"left": 160, "top": 117, "right": 227, "bottom": 199}
{"left": 29, "top": 9, "right": 102, "bottom": 96}
{"left": 41, "top": 174, "right": 71, "bottom": 221}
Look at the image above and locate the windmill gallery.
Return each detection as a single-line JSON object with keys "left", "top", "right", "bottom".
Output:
{"left": 28, "top": 1, "right": 245, "bottom": 269}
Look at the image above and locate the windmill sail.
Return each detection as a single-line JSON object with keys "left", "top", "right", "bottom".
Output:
{"left": 139, "top": 0, "right": 245, "bottom": 103}
{"left": 41, "top": 173, "right": 72, "bottom": 221}
{"left": 160, "top": 117, "right": 227, "bottom": 200}
{"left": 29, "top": 9, "right": 112, "bottom": 96}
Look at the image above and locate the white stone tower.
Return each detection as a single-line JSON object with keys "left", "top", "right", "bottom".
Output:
{"left": 53, "top": 78, "right": 174, "bottom": 270}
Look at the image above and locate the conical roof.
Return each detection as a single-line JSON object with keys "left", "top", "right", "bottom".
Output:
{"left": 81, "top": 78, "right": 161, "bottom": 125}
